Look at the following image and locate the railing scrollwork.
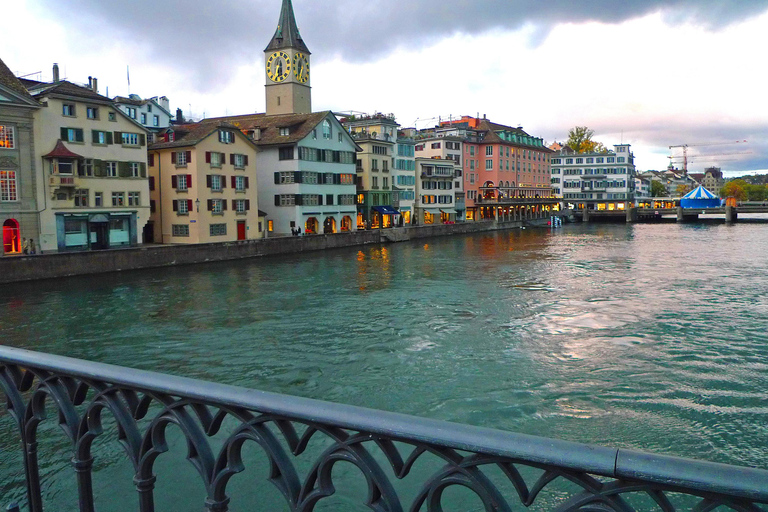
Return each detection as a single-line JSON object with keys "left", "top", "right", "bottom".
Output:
{"left": 1, "top": 346, "right": 767, "bottom": 511}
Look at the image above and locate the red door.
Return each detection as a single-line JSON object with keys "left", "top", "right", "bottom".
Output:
{"left": 237, "top": 221, "right": 246, "bottom": 241}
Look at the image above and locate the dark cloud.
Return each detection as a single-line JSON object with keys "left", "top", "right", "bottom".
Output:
{"left": 35, "top": 0, "right": 768, "bottom": 90}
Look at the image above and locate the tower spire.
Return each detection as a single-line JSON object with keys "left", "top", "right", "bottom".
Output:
{"left": 265, "top": 0, "right": 310, "bottom": 54}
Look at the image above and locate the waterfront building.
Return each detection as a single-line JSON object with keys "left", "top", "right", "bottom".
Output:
{"left": 414, "top": 132, "right": 464, "bottom": 221}
{"left": 342, "top": 113, "right": 400, "bottom": 229}
{"left": 24, "top": 66, "right": 151, "bottom": 252}
{"left": 551, "top": 144, "right": 636, "bottom": 212}
{"left": 147, "top": 120, "right": 263, "bottom": 243}
{"left": 393, "top": 135, "right": 416, "bottom": 225}
{"left": 639, "top": 169, "right": 697, "bottom": 197}
{"left": 0, "top": 56, "right": 41, "bottom": 256}
{"left": 440, "top": 116, "right": 553, "bottom": 221}
{"left": 414, "top": 157, "right": 457, "bottom": 224}
{"left": 635, "top": 175, "right": 651, "bottom": 203}
{"left": 113, "top": 94, "right": 173, "bottom": 141}
{"left": 207, "top": 0, "right": 358, "bottom": 236}
{"left": 702, "top": 167, "right": 724, "bottom": 195}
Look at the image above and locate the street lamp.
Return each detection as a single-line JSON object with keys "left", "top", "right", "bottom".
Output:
{"left": 195, "top": 198, "right": 200, "bottom": 212}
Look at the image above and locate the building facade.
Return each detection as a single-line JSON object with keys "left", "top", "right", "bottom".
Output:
{"left": 343, "top": 113, "right": 400, "bottom": 229}
{"left": 414, "top": 134, "right": 464, "bottom": 221}
{"left": 393, "top": 136, "right": 416, "bottom": 225}
{"left": 415, "top": 157, "right": 457, "bottom": 224}
{"left": 148, "top": 121, "right": 262, "bottom": 244}
{"left": 26, "top": 72, "right": 151, "bottom": 252}
{"left": 0, "top": 57, "right": 40, "bottom": 256}
{"left": 552, "top": 144, "right": 636, "bottom": 212}
{"left": 113, "top": 94, "right": 172, "bottom": 141}
{"left": 702, "top": 167, "right": 724, "bottom": 194}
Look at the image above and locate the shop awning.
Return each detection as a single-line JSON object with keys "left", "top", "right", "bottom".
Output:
{"left": 440, "top": 208, "right": 458, "bottom": 214}
{"left": 372, "top": 205, "right": 399, "bottom": 215}
{"left": 424, "top": 208, "right": 441, "bottom": 215}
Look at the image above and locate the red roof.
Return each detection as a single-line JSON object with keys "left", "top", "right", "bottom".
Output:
{"left": 43, "top": 140, "right": 83, "bottom": 159}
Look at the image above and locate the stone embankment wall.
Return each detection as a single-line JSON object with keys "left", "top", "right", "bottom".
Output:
{"left": 0, "top": 219, "right": 544, "bottom": 284}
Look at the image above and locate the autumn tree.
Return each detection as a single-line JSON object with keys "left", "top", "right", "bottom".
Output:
{"left": 566, "top": 126, "right": 607, "bottom": 154}
{"left": 720, "top": 179, "right": 748, "bottom": 201}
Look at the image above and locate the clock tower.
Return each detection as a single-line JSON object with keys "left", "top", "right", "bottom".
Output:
{"left": 265, "top": 0, "right": 312, "bottom": 116}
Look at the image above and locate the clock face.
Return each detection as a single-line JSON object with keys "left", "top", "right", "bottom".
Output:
{"left": 266, "top": 52, "right": 291, "bottom": 83}
{"left": 293, "top": 53, "right": 310, "bottom": 83}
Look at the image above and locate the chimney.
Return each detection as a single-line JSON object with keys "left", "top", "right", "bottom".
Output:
{"left": 88, "top": 76, "right": 92, "bottom": 89}
{"left": 176, "top": 108, "right": 184, "bottom": 123}
{"left": 92, "top": 78, "right": 98, "bottom": 93}
{"left": 52, "top": 63, "right": 60, "bottom": 82}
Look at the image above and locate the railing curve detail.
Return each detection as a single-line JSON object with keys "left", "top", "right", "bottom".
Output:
{"left": 1, "top": 346, "right": 767, "bottom": 512}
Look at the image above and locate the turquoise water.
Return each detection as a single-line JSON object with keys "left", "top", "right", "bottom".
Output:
{"left": 1, "top": 222, "right": 767, "bottom": 509}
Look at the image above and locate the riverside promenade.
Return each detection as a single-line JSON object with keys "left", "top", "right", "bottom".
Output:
{"left": 0, "top": 218, "right": 550, "bottom": 284}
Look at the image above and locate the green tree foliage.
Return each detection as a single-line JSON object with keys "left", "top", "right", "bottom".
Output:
{"left": 566, "top": 126, "right": 606, "bottom": 154}
{"left": 650, "top": 180, "right": 668, "bottom": 197}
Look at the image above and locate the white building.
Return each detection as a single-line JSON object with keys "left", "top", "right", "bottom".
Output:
{"left": 113, "top": 94, "right": 172, "bottom": 139}
{"left": 393, "top": 136, "right": 416, "bottom": 225}
{"left": 414, "top": 133, "right": 464, "bottom": 220}
{"left": 551, "top": 144, "right": 636, "bottom": 212}
{"left": 415, "top": 157, "right": 457, "bottom": 224}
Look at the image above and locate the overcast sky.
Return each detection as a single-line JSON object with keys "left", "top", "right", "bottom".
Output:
{"left": 6, "top": 0, "right": 768, "bottom": 175}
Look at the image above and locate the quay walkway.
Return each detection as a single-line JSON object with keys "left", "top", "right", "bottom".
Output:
{"left": 0, "top": 345, "right": 766, "bottom": 511}
{"left": 577, "top": 205, "right": 768, "bottom": 223}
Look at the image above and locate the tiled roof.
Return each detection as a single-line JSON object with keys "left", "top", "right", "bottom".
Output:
{"left": 265, "top": 0, "right": 310, "bottom": 54}
{"left": 43, "top": 140, "right": 83, "bottom": 159}
{"left": 113, "top": 95, "right": 146, "bottom": 106}
{"left": 207, "top": 111, "right": 330, "bottom": 147}
{"left": 148, "top": 120, "right": 249, "bottom": 150}
{"left": 29, "top": 80, "right": 110, "bottom": 102}
{"left": 0, "top": 57, "right": 36, "bottom": 103}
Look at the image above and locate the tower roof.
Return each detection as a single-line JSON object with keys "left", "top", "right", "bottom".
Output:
{"left": 265, "top": 0, "right": 310, "bottom": 54}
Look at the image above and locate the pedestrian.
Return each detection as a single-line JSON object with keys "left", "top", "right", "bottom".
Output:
{"left": 291, "top": 227, "right": 296, "bottom": 236}
{"left": 22, "top": 238, "right": 29, "bottom": 255}
{"left": 297, "top": 226, "right": 302, "bottom": 236}
{"left": 29, "top": 239, "right": 36, "bottom": 255}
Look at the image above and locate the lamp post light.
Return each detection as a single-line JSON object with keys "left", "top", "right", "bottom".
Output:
{"left": 195, "top": 198, "right": 200, "bottom": 213}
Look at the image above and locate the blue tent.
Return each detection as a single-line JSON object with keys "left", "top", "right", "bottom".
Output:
{"left": 680, "top": 185, "right": 721, "bottom": 208}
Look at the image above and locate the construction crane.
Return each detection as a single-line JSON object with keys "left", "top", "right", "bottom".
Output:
{"left": 668, "top": 140, "right": 748, "bottom": 173}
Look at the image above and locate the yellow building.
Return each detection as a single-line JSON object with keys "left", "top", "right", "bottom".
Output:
{"left": 148, "top": 120, "right": 263, "bottom": 243}
{"left": 26, "top": 72, "right": 151, "bottom": 252}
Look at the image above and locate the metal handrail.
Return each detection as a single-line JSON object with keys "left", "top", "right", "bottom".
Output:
{"left": 1, "top": 345, "right": 767, "bottom": 511}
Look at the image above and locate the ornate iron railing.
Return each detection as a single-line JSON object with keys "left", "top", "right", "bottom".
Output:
{"left": 1, "top": 345, "right": 767, "bottom": 512}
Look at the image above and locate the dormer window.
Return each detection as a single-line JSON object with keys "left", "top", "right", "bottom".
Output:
{"left": 250, "top": 128, "right": 261, "bottom": 140}
{"left": 219, "top": 130, "right": 234, "bottom": 144}
{"left": 279, "top": 127, "right": 290, "bottom": 137}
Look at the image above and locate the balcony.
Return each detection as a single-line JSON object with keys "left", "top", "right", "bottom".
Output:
{"left": 50, "top": 174, "right": 76, "bottom": 188}
{"left": 0, "top": 346, "right": 766, "bottom": 512}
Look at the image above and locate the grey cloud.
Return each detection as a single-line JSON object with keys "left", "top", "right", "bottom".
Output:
{"left": 35, "top": 0, "right": 768, "bottom": 90}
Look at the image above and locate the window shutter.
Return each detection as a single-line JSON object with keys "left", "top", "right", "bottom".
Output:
{"left": 139, "top": 134, "right": 146, "bottom": 146}
{"left": 186, "top": 151, "right": 192, "bottom": 163}
{"left": 171, "top": 175, "right": 178, "bottom": 189}
{"left": 295, "top": 194, "right": 303, "bottom": 206}
{"left": 187, "top": 174, "right": 192, "bottom": 188}
{"left": 118, "top": 162, "right": 130, "bottom": 177}
{"left": 231, "top": 176, "right": 236, "bottom": 188}
{"left": 92, "top": 130, "right": 99, "bottom": 144}
{"left": 207, "top": 199, "right": 213, "bottom": 211}
{"left": 221, "top": 175, "right": 226, "bottom": 188}
{"left": 187, "top": 200, "right": 193, "bottom": 211}
{"left": 149, "top": 153, "right": 155, "bottom": 167}
{"left": 172, "top": 200, "right": 178, "bottom": 212}
{"left": 60, "top": 127, "right": 68, "bottom": 140}
{"left": 334, "top": 174, "right": 341, "bottom": 184}
{"left": 245, "top": 200, "right": 250, "bottom": 210}
{"left": 114, "top": 131, "right": 122, "bottom": 144}
{"left": 140, "top": 163, "right": 147, "bottom": 178}
{"left": 220, "top": 152, "right": 226, "bottom": 163}
{"left": 274, "top": 172, "right": 280, "bottom": 184}
{"left": 206, "top": 175, "right": 212, "bottom": 188}
{"left": 106, "top": 132, "right": 113, "bottom": 145}
{"left": 318, "top": 195, "right": 323, "bottom": 206}
{"left": 222, "top": 199, "right": 227, "bottom": 210}
{"left": 244, "top": 177, "right": 249, "bottom": 188}
{"left": 274, "top": 195, "right": 280, "bottom": 207}
{"left": 171, "top": 152, "right": 177, "bottom": 165}
{"left": 230, "top": 154, "right": 235, "bottom": 165}
{"left": 294, "top": 171, "right": 302, "bottom": 183}
{"left": 326, "top": 194, "right": 334, "bottom": 205}
{"left": 149, "top": 176, "right": 155, "bottom": 191}
{"left": 94, "top": 160, "right": 104, "bottom": 177}
{"left": 232, "top": 200, "right": 236, "bottom": 211}
{"left": 75, "top": 129, "right": 84, "bottom": 142}
{"left": 206, "top": 151, "right": 211, "bottom": 164}
{"left": 244, "top": 155, "right": 249, "bottom": 166}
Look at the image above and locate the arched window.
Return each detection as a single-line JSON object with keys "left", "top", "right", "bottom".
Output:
{"left": 2, "top": 219, "right": 21, "bottom": 254}
{"left": 322, "top": 120, "right": 331, "bottom": 140}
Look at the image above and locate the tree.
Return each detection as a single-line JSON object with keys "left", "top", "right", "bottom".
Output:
{"left": 721, "top": 179, "right": 748, "bottom": 201}
{"left": 566, "top": 126, "right": 607, "bottom": 154}
{"left": 650, "top": 180, "right": 667, "bottom": 197}
{"left": 676, "top": 184, "right": 691, "bottom": 197}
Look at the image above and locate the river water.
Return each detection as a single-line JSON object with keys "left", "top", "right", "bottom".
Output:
{"left": 1, "top": 221, "right": 767, "bottom": 509}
